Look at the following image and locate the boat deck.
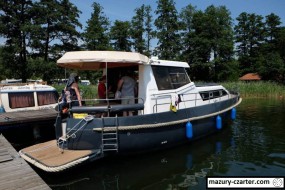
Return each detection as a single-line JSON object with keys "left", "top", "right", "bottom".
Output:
{"left": 19, "top": 140, "right": 101, "bottom": 172}
{"left": 0, "top": 109, "right": 57, "bottom": 128}
{"left": 0, "top": 134, "right": 51, "bottom": 190}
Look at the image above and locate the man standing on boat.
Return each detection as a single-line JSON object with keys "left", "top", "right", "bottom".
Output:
{"left": 98, "top": 75, "right": 112, "bottom": 103}
{"left": 117, "top": 71, "right": 137, "bottom": 116}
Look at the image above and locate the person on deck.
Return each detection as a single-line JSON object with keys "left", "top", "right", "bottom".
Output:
{"left": 117, "top": 71, "right": 137, "bottom": 116}
{"left": 97, "top": 75, "right": 111, "bottom": 103}
{"left": 65, "top": 73, "right": 82, "bottom": 107}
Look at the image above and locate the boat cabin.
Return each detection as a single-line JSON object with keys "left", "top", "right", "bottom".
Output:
{"left": 0, "top": 83, "right": 59, "bottom": 113}
{"left": 57, "top": 51, "right": 231, "bottom": 116}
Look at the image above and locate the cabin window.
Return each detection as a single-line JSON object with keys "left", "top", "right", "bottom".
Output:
{"left": 8, "top": 92, "right": 35, "bottom": 109}
{"left": 200, "top": 89, "right": 228, "bottom": 101}
{"left": 152, "top": 66, "right": 190, "bottom": 90}
{"left": 37, "top": 91, "right": 58, "bottom": 106}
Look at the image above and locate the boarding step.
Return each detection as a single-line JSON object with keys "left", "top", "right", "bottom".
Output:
{"left": 101, "top": 117, "right": 119, "bottom": 153}
{"left": 102, "top": 135, "right": 118, "bottom": 152}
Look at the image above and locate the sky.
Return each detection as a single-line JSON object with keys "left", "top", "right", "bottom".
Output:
{"left": 1, "top": 0, "right": 285, "bottom": 46}
{"left": 71, "top": 0, "right": 285, "bottom": 30}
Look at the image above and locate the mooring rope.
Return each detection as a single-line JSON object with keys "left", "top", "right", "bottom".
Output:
{"left": 19, "top": 150, "right": 90, "bottom": 172}
{"left": 94, "top": 98, "right": 242, "bottom": 132}
{"left": 23, "top": 115, "right": 94, "bottom": 154}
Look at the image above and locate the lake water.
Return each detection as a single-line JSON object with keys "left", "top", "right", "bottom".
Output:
{"left": 4, "top": 98, "right": 285, "bottom": 189}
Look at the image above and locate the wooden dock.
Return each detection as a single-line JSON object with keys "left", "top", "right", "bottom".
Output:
{"left": 0, "top": 134, "right": 51, "bottom": 190}
{"left": 0, "top": 109, "right": 57, "bottom": 128}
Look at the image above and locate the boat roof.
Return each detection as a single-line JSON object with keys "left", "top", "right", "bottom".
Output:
{"left": 149, "top": 57, "right": 189, "bottom": 68}
{"left": 0, "top": 84, "right": 56, "bottom": 92}
{"left": 57, "top": 51, "right": 189, "bottom": 70}
{"left": 57, "top": 51, "right": 149, "bottom": 70}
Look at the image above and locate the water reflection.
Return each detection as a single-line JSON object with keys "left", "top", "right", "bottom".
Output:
{"left": 3, "top": 98, "right": 285, "bottom": 189}
{"left": 39, "top": 127, "right": 233, "bottom": 190}
{"left": 222, "top": 98, "right": 285, "bottom": 176}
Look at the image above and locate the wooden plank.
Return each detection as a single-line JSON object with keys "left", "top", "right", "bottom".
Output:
{"left": 21, "top": 140, "right": 93, "bottom": 167}
{"left": 0, "top": 109, "right": 57, "bottom": 127}
{"left": 0, "top": 155, "right": 13, "bottom": 163}
{"left": 0, "top": 134, "right": 51, "bottom": 190}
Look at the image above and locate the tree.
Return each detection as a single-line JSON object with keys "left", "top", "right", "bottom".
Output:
{"left": 276, "top": 27, "right": 285, "bottom": 82}
{"left": 154, "top": 0, "right": 180, "bottom": 60}
{"left": 204, "top": 5, "right": 234, "bottom": 61}
{"left": 179, "top": 4, "right": 197, "bottom": 63}
{"left": 110, "top": 20, "right": 132, "bottom": 51}
{"left": 82, "top": 2, "right": 110, "bottom": 50}
{"left": 265, "top": 13, "right": 281, "bottom": 43}
{"left": 181, "top": 5, "right": 235, "bottom": 81}
{"left": 131, "top": 4, "right": 154, "bottom": 56}
{"left": 0, "top": 46, "right": 8, "bottom": 80}
{"left": 0, "top": 0, "right": 34, "bottom": 81}
{"left": 189, "top": 10, "right": 212, "bottom": 64}
{"left": 204, "top": 5, "right": 234, "bottom": 81}
{"left": 276, "top": 27, "right": 285, "bottom": 63}
{"left": 144, "top": 5, "right": 154, "bottom": 56}
{"left": 131, "top": 5, "right": 146, "bottom": 54}
{"left": 257, "top": 52, "right": 284, "bottom": 82}
{"left": 31, "top": 0, "right": 82, "bottom": 61}
{"left": 235, "top": 12, "right": 265, "bottom": 74}
{"left": 258, "top": 15, "right": 284, "bottom": 82}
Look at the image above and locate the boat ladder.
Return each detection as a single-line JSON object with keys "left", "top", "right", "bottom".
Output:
{"left": 101, "top": 115, "right": 119, "bottom": 153}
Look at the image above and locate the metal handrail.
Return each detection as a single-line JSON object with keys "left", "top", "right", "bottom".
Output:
{"left": 152, "top": 91, "right": 236, "bottom": 113}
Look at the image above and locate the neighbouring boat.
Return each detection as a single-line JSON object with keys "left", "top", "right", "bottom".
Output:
{"left": 0, "top": 83, "right": 59, "bottom": 113}
{"left": 19, "top": 51, "right": 242, "bottom": 172}
{"left": 0, "top": 83, "right": 59, "bottom": 131}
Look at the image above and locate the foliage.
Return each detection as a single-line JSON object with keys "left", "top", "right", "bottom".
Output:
{"left": 0, "top": 1, "right": 285, "bottom": 85}
{"left": 144, "top": 5, "right": 155, "bottom": 57}
{"left": 257, "top": 52, "right": 284, "bottom": 82}
{"left": 82, "top": 2, "right": 110, "bottom": 50}
{"left": 30, "top": 0, "right": 82, "bottom": 60}
{"left": 110, "top": 20, "right": 132, "bottom": 51}
{"left": 234, "top": 12, "right": 285, "bottom": 83}
{"left": 154, "top": 0, "right": 180, "bottom": 60}
{"left": 0, "top": 0, "right": 81, "bottom": 82}
{"left": 53, "top": 84, "right": 98, "bottom": 99}
{"left": 27, "top": 57, "right": 61, "bottom": 83}
{"left": 131, "top": 4, "right": 154, "bottom": 56}
{"left": 0, "top": 0, "right": 34, "bottom": 81}
{"left": 181, "top": 5, "right": 235, "bottom": 81}
{"left": 235, "top": 13, "right": 265, "bottom": 58}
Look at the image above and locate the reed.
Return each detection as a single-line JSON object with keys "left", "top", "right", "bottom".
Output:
{"left": 222, "top": 81, "right": 285, "bottom": 98}
{"left": 53, "top": 84, "right": 98, "bottom": 99}
{"left": 53, "top": 81, "right": 285, "bottom": 100}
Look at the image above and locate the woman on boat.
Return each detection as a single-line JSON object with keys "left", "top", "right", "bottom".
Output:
{"left": 65, "top": 73, "right": 82, "bottom": 107}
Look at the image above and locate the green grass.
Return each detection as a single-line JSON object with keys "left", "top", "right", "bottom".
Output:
{"left": 53, "top": 84, "right": 98, "bottom": 99}
{"left": 53, "top": 81, "right": 285, "bottom": 100}
{"left": 222, "top": 81, "right": 285, "bottom": 98}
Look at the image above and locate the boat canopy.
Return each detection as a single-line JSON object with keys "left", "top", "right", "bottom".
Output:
{"left": 57, "top": 51, "right": 149, "bottom": 70}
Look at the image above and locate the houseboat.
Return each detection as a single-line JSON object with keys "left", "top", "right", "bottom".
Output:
{"left": 0, "top": 83, "right": 59, "bottom": 113}
{"left": 0, "top": 83, "right": 59, "bottom": 133}
{"left": 19, "top": 51, "right": 242, "bottom": 172}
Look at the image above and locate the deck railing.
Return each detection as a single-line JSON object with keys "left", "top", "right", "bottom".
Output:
{"left": 58, "top": 97, "right": 145, "bottom": 117}
{"left": 152, "top": 91, "right": 234, "bottom": 113}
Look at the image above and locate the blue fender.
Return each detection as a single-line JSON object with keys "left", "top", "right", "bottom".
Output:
{"left": 216, "top": 115, "right": 222, "bottom": 130}
{"left": 186, "top": 121, "right": 193, "bottom": 139}
{"left": 231, "top": 108, "right": 237, "bottom": 120}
